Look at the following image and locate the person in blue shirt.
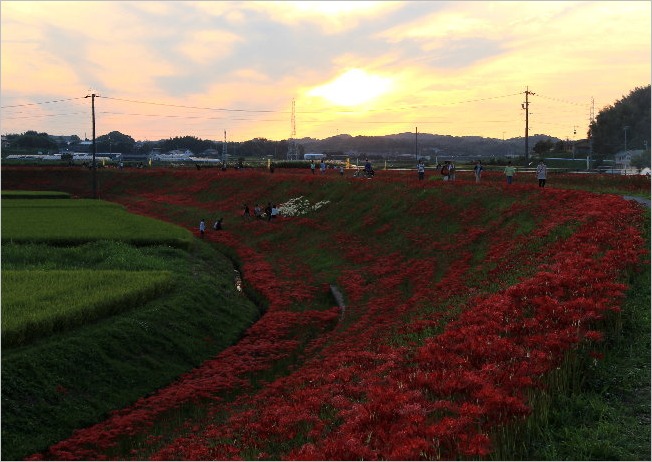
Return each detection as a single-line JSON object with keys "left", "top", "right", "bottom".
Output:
{"left": 364, "top": 159, "right": 374, "bottom": 176}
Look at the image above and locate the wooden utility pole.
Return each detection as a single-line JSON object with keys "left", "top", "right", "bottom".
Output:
{"left": 85, "top": 92, "right": 97, "bottom": 198}
{"left": 522, "top": 87, "right": 535, "bottom": 166}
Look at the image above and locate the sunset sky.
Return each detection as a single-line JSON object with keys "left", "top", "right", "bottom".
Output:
{"left": 1, "top": 1, "right": 650, "bottom": 143}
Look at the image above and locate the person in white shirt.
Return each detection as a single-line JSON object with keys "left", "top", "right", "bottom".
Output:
{"left": 417, "top": 160, "right": 425, "bottom": 180}
{"left": 536, "top": 161, "right": 547, "bottom": 187}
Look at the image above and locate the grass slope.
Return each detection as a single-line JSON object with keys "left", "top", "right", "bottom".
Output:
{"left": 1, "top": 167, "right": 649, "bottom": 460}
{"left": 521, "top": 209, "right": 651, "bottom": 461}
{"left": 2, "top": 269, "right": 173, "bottom": 347}
{"left": 2, "top": 235, "right": 261, "bottom": 460}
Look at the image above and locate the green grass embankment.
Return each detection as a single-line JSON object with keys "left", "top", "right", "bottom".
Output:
{"left": 519, "top": 209, "right": 651, "bottom": 461}
{"left": 1, "top": 199, "right": 262, "bottom": 461}
{"left": 2, "top": 269, "right": 174, "bottom": 347}
{"left": 2, "top": 198, "right": 194, "bottom": 248}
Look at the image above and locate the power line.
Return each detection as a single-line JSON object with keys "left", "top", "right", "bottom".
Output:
{"left": 309, "top": 92, "right": 523, "bottom": 114}
{"left": 100, "top": 96, "right": 284, "bottom": 114}
{"left": 428, "top": 92, "right": 523, "bottom": 106}
{"left": 2, "top": 112, "right": 88, "bottom": 120}
{"left": 2, "top": 90, "right": 590, "bottom": 141}
{"left": 1, "top": 97, "right": 86, "bottom": 108}
{"left": 98, "top": 111, "right": 286, "bottom": 122}
{"left": 3, "top": 92, "right": 523, "bottom": 116}
{"left": 532, "top": 93, "right": 588, "bottom": 107}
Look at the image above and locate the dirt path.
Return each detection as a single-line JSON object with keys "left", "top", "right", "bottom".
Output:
{"left": 623, "top": 195, "right": 651, "bottom": 208}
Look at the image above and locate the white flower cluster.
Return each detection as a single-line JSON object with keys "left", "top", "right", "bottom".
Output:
{"left": 278, "top": 196, "right": 330, "bottom": 217}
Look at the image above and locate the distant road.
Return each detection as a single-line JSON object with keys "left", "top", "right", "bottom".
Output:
{"left": 623, "top": 196, "right": 651, "bottom": 208}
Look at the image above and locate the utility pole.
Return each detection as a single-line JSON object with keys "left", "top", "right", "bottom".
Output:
{"left": 222, "top": 130, "right": 228, "bottom": 165}
{"left": 415, "top": 126, "right": 418, "bottom": 163}
{"left": 588, "top": 97, "right": 595, "bottom": 170}
{"left": 85, "top": 92, "right": 97, "bottom": 199}
{"left": 522, "top": 87, "right": 535, "bottom": 165}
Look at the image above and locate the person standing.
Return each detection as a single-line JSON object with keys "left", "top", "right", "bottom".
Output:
{"left": 364, "top": 159, "right": 374, "bottom": 177}
{"left": 536, "top": 160, "right": 547, "bottom": 187}
{"left": 320, "top": 159, "right": 326, "bottom": 174}
{"left": 473, "top": 160, "right": 483, "bottom": 183}
{"left": 449, "top": 160, "right": 456, "bottom": 181}
{"left": 504, "top": 161, "right": 516, "bottom": 185}
{"left": 199, "top": 219, "right": 206, "bottom": 237}
{"left": 440, "top": 161, "right": 451, "bottom": 181}
{"left": 417, "top": 160, "right": 425, "bottom": 180}
{"left": 243, "top": 204, "right": 251, "bottom": 220}
{"left": 310, "top": 161, "right": 316, "bottom": 174}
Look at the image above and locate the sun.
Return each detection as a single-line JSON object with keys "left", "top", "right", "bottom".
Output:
{"left": 308, "top": 69, "right": 393, "bottom": 106}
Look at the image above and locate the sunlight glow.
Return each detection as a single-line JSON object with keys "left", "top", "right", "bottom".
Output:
{"left": 308, "top": 69, "right": 394, "bottom": 107}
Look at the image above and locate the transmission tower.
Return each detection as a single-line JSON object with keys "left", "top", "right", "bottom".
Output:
{"left": 287, "top": 99, "right": 298, "bottom": 160}
{"left": 222, "top": 130, "right": 228, "bottom": 165}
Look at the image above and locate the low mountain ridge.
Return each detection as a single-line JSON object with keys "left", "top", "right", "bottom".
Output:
{"left": 297, "top": 132, "right": 560, "bottom": 159}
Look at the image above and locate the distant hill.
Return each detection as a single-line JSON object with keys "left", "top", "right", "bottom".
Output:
{"left": 297, "top": 132, "right": 561, "bottom": 160}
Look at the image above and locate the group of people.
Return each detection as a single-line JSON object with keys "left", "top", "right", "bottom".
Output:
{"left": 198, "top": 217, "right": 223, "bottom": 237}
{"left": 310, "top": 160, "right": 346, "bottom": 176}
{"left": 501, "top": 160, "right": 548, "bottom": 187}
{"left": 442, "top": 161, "right": 456, "bottom": 181}
{"left": 242, "top": 203, "right": 279, "bottom": 221}
{"left": 309, "top": 159, "right": 329, "bottom": 175}
{"left": 416, "top": 159, "right": 548, "bottom": 187}
{"left": 199, "top": 201, "right": 282, "bottom": 236}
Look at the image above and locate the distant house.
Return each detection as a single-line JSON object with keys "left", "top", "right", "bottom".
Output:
{"left": 50, "top": 135, "right": 79, "bottom": 146}
{"left": 75, "top": 140, "right": 92, "bottom": 153}
{"left": 1, "top": 135, "right": 9, "bottom": 149}
{"left": 304, "top": 153, "right": 326, "bottom": 161}
{"left": 611, "top": 149, "right": 645, "bottom": 175}
{"left": 614, "top": 149, "right": 644, "bottom": 169}
{"left": 573, "top": 139, "right": 591, "bottom": 157}
{"left": 201, "top": 148, "right": 220, "bottom": 158}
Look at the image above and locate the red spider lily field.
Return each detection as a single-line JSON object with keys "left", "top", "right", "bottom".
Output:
{"left": 1, "top": 165, "right": 650, "bottom": 461}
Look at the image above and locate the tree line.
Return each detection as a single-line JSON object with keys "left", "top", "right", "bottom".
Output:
{"left": 4, "top": 85, "right": 649, "bottom": 162}
{"left": 590, "top": 85, "right": 651, "bottom": 155}
{"left": 2, "top": 132, "right": 303, "bottom": 159}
